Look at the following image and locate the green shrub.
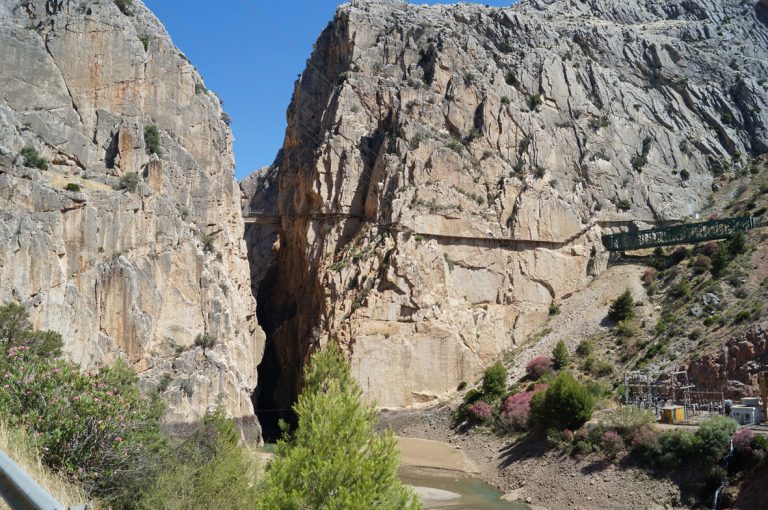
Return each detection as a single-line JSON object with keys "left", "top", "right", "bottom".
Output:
{"left": 139, "top": 409, "right": 258, "bottom": 510}
{"left": 64, "top": 182, "right": 81, "bottom": 192}
{"left": 201, "top": 234, "right": 215, "bottom": 253}
{"left": 727, "top": 232, "right": 747, "bottom": 256}
{"left": 221, "top": 112, "right": 232, "bottom": 126}
{"left": 114, "top": 0, "right": 133, "bottom": 15}
{"left": 257, "top": 343, "right": 420, "bottom": 509}
{"left": 680, "top": 169, "right": 690, "bottom": 180}
{"left": 710, "top": 244, "right": 729, "bottom": 277}
{"left": 481, "top": 361, "right": 508, "bottom": 400}
{"left": 0, "top": 343, "right": 164, "bottom": 505}
{"left": 144, "top": 125, "right": 161, "bottom": 154}
{"left": 694, "top": 416, "right": 737, "bottom": 463}
{"left": 656, "top": 429, "right": 696, "bottom": 469}
{"left": 0, "top": 303, "right": 265, "bottom": 509}
{"left": 617, "top": 199, "right": 631, "bottom": 211}
{"left": 552, "top": 340, "right": 569, "bottom": 370}
{"left": 194, "top": 333, "right": 216, "bottom": 353}
{"left": 600, "top": 407, "right": 655, "bottom": 440}
{"left": 20, "top": 146, "right": 48, "bottom": 170}
{"left": 608, "top": 289, "right": 635, "bottom": 322}
{"left": 195, "top": 83, "right": 207, "bottom": 95}
{"left": 576, "top": 339, "right": 594, "bottom": 357}
{"left": 500, "top": 95, "right": 511, "bottom": 105}
{"left": 139, "top": 35, "right": 150, "bottom": 51}
{"left": 529, "top": 93, "right": 542, "bottom": 109}
{"left": 631, "top": 155, "right": 647, "bottom": 172}
{"left": 117, "top": 172, "right": 140, "bottom": 192}
{"left": 616, "top": 318, "right": 638, "bottom": 338}
{"left": 671, "top": 278, "right": 690, "bottom": 297}
{"left": 593, "top": 360, "right": 614, "bottom": 377}
{"left": 529, "top": 371, "right": 594, "bottom": 431}
{"left": 588, "top": 116, "right": 609, "bottom": 130}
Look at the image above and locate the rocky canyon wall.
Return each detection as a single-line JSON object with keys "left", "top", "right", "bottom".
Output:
{"left": 245, "top": 0, "right": 768, "bottom": 414}
{"left": 0, "top": 0, "right": 263, "bottom": 438}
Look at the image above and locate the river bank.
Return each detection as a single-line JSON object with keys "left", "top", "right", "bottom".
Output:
{"left": 383, "top": 405, "right": 685, "bottom": 510}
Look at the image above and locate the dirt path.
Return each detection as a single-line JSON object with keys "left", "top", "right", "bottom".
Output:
{"left": 509, "top": 264, "right": 650, "bottom": 381}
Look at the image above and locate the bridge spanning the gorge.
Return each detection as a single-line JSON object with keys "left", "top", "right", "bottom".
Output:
{"left": 601, "top": 216, "right": 757, "bottom": 252}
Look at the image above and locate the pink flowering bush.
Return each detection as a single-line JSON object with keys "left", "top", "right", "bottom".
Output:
{"left": 641, "top": 268, "right": 656, "bottom": 287}
{"left": 601, "top": 430, "right": 625, "bottom": 459}
{"left": 499, "top": 384, "right": 548, "bottom": 431}
{"left": 733, "top": 428, "right": 754, "bottom": 452}
{"left": 526, "top": 356, "right": 552, "bottom": 379}
{"left": 468, "top": 401, "right": 494, "bottom": 422}
{"left": 0, "top": 346, "right": 164, "bottom": 498}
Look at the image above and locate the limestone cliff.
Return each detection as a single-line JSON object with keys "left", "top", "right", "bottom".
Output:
{"left": 0, "top": 0, "right": 263, "bottom": 438}
{"left": 245, "top": 0, "right": 768, "bottom": 417}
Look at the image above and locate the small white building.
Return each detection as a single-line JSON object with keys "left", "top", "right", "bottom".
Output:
{"left": 731, "top": 405, "right": 760, "bottom": 425}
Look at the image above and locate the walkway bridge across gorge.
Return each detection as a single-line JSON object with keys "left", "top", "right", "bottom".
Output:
{"left": 601, "top": 216, "right": 757, "bottom": 252}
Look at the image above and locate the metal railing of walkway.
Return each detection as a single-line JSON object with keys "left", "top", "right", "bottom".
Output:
{"left": 601, "top": 216, "right": 757, "bottom": 252}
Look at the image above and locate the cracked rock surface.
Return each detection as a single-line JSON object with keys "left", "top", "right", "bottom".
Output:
{"left": 245, "top": 0, "right": 768, "bottom": 408}
{"left": 0, "top": 0, "right": 263, "bottom": 439}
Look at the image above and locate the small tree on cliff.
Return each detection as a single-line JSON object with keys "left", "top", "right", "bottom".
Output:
{"left": 608, "top": 289, "right": 635, "bottom": 322}
{"left": 257, "top": 343, "right": 421, "bottom": 510}
{"left": 552, "top": 340, "right": 569, "bottom": 370}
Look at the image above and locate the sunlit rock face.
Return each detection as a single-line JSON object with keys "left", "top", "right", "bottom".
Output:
{"left": 0, "top": 0, "right": 264, "bottom": 439}
{"left": 247, "top": 0, "right": 768, "bottom": 409}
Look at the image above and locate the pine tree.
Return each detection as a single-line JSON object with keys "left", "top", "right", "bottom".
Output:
{"left": 608, "top": 289, "right": 635, "bottom": 322}
{"left": 257, "top": 343, "right": 421, "bottom": 510}
{"left": 552, "top": 340, "right": 569, "bottom": 370}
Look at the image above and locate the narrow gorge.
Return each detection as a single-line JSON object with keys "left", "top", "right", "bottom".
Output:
{"left": 243, "top": 0, "right": 768, "bottom": 436}
{"left": 2, "top": 0, "right": 768, "bottom": 454}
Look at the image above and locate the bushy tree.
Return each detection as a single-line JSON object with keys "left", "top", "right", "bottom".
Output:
{"left": 694, "top": 416, "right": 737, "bottom": 462}
{"left": 552, "top": 340, "right": 569, "bottom": 370}
{"left": 608, "top": 289, "right": 635, "bottom": 322}
{"left": 144, "top": 125, "right": 161, "bottom": 154}
{"left": 481, "top": 361, "right": 508, "bottom": 399}
{"left": 20, "top": 146, "right": 48, "bottom": 170}
{"left": 529, "top": 371, "right": 594, "bottom": 431}
{"left": 117, "top": 172, "right": 140, "bottom": 192}
{"left": 257, "top": 343, "right": 421, "bottom": 510}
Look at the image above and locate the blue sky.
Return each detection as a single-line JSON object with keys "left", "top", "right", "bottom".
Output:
{"left": 144, "top": 0, "right": 514, "bottom": 180}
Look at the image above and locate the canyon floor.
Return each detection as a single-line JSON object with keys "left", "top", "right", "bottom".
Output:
{"left": 385, "top": 406, "right": 683, "bottom": 510}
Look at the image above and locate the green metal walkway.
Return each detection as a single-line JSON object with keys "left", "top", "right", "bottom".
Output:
{"left": 602, "top": 216, "right": 756, "bottom": 252}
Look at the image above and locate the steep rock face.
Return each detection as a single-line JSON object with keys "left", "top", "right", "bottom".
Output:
{"left": 0, "top": 0, "right": 263, "bottom": 438}
{"left": 245, "top": 0, "right": 768, "bottom": 410}
{"left": 688, "top": 322, "right": 768, "bottom": 397}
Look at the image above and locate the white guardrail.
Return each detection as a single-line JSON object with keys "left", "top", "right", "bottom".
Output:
{"left": 0, "top": 449, "right": 88, "bottom": 510}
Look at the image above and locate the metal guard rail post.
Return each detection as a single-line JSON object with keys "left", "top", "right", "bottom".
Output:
{"left": 0, "top": 449, "right": 87, "bottom": 510}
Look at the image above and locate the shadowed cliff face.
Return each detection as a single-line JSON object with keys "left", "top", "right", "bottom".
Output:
{"left": 245, "top": 0, "right": 768, "bottom": 413}
{"left": 245, "top": 16, "right": 355, "bottom": 438}
{"left": 0, "top": 0, "right": 263, "bottom": 439}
